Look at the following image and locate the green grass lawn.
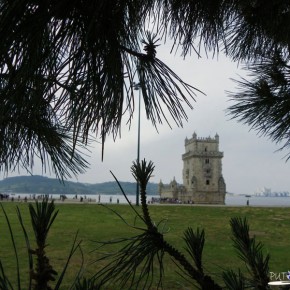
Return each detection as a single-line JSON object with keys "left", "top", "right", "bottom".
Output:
{"left": 0, "top": 202, "right": 289, "bottom": 289}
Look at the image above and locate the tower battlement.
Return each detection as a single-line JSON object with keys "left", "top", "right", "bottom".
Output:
{"left": 185, "top": 132, "right": 219, "bottom": 145}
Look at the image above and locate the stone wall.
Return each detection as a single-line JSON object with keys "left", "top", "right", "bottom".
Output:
{"left": 160, "top": 132, "right": 226, "bottom": 204}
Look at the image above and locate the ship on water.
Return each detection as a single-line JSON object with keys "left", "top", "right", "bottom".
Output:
{"left": 254, "top": 187, "right": 290, "bottom": 197}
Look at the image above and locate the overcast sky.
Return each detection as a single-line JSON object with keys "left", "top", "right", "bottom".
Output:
{"left": 3, "top": 45, "right": 290, "bottom": 195}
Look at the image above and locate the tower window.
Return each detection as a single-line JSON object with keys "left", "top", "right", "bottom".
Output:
{"left": 205, "top": 159, "right": 209, "bottom": 164}
{"left": 205, "top": 147, "right": 207, "bottom": 152}
{"left": 206, "top": 180, "right": 210, "bottom": 185}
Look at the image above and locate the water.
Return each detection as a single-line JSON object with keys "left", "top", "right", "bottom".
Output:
{"left": 225, "top": 195, "right": 290, "bottom": 207}
{"left": 5, "top": 193, "right": 290, "bottom": 206}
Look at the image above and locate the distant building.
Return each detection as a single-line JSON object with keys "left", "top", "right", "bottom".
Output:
{"left": 159, "top": 132, "right": 226, "bottom": 204}
{"left": 158, "top": 177, "right": 186, "bottom": 202}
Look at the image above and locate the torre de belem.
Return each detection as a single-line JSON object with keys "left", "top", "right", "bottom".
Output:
{"left": 159, "top": 132, "right": 226, "bottom": 204}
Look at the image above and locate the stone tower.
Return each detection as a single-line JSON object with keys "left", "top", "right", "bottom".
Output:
{"left": 181, "top": 132, "right": 226, "bottom": 204}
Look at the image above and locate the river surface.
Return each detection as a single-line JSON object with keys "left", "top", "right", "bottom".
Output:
{"left": 6, "top": 193, "right": 290, "bottom": 207}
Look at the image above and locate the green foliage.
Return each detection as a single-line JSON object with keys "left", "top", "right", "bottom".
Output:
{"left": 29, "top": 199, "right": 58, "bottom": 250}
{"left": 73, "top": 277, "right": 99, "bottom": 290}
{"left": 228, "top": 51, "right": 290, "bottom": 158}
{"left": 0, "top": 160, "right": 286, "bottom": 289}
{"left": 93, "top": 160, "right": 272, "bottom": 289}
{"left": 229, "top": 217, "right": 270, "bottom": 289}
{"left": 223, "top": 269, "right": 246, "bottom": 290}
{"left": 1, "top": 201, "right": 290, "bottom": 289}
{"left": 0, "top": 199, "right": 82, "bottom": 290}
{"left": 28, "top": 199, "right": 58, "bottom": 289}
{"left": 183, "top": 227, "right": 205, "bottom": 273}
{"left": 1, "top": 1, "right": 290, "bottom": 177}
